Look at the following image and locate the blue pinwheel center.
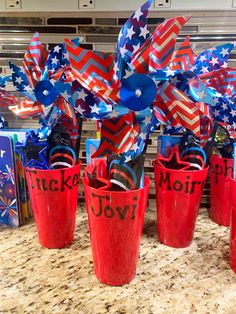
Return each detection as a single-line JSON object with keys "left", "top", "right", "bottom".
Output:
{"left": 120, "top": 74, "right": 157, "bottom": 111}
{"left": 34, "top": 80, "right": 58, "bottom": 106}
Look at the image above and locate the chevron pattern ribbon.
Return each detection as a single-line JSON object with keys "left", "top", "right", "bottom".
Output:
{"left": 154, "top": 83, "right": 201, "bottom": 136}
{"left": 23, "top": 32, "right": 48, "bottom": 88}
{"left": 131, "top": 15, "right": 190, "bottom": 74}
{"left": 9, "top": 100, "right": 43, "bottom": 118}
{"left": 207, "top": 68, "right": 236, "bottom": 98}
{"left": 92, "top": 112, "right": 140, "bottom": 158}
{"left": 0, "top": 91, "right": 16, "bottom": 107}
{"left": 65, "top": 39, "right": 119, "bottom": 104}
{"left": 169, "top": 36, "right": 197, "bottom": 71}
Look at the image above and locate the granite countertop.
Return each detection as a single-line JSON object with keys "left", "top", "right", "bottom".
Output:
{"left": 1, "top": 207, "right": 236, "bottom": 314}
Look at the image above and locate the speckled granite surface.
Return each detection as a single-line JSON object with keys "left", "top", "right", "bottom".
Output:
{"left": 1, "top": 207, "right": 236, "bottom": 314}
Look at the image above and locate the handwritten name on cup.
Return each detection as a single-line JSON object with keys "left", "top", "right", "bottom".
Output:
{"left": 211, "top": 159, "right": 233, "bottom": 183}
{"left": 158, "top": 170, "right": 206, "bottom": 194}
{"left": 89, "top": 193, "right": 139, "bottom": 220}
{"left": 27, "top": 169, "right": 80, "bottom": 192}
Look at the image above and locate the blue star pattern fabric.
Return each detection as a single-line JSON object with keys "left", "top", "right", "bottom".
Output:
{"left": 115, "top": 0, "right": 153, "bottom": 80}
{"left": 191, "top": 43, "right": 235, "bottom": 76}
{"left": 9, "top": 62, "right": 36, "bottom": 101}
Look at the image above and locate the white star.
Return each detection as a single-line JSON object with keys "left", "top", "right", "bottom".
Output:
{"left": 213, "top": 97, "right": 219, "bottom": 104}
{"left": 90, "top": 104, "right": 100, "bottom": 114}
{"left": 198, "top": 90, "right": 206, "bottom": 99}
{"left": 133, "top": 7, "right": 143, "bottom": 21}
{"left": 123, "top": 69, "right": 134, "bottom": 79}
{"left": 209, "top": 57, "right": 218, "bottom": 66}
{"left": 75, "top": 105, "right": 85, "bottom": 115}
{"left": 53, "top": 45, "right": 61, "bottom": 53}
{"left": 38, "top": 131, "right": 45, "bottom": 139}
{"left": 0, "top": 122, "right": 3, "bottom": 128}
{"left": 230, "top": 109, "right": 236, "bottom": 117}
{"left": 118, "top": 29, "right": 123, "bottom": 42}
{"left": 127, "top": 25, "right": 135, "bottom": 40}
{"left": 51, "top": 56, "right": 59, "bottom": 65}
{"left": 50, "top": 78, "right": 56, "bottom": 85}
{"left": 200, "top": 66, "right": 209, "bottom": 74}
{"left": 77, "top": 89, "right": 87, "bottom": 101}
{"left": 120, "top": 46, "right": 128, "bottom": 57}
{"left": 63, "top": 52, "right": 69, "bottom": 60}
{"left": 222, "top": 61, "right": 227, "bottom": 68}
{"left": 199, "top": 55, "right": 207, "bottom": 62}
{"left": 143, "top": 116, "right": 151, "bottom": 125}
{"left": 113, "top": 61, "right": 119, "bottom": 74}
{"left": 15, "top": 76, "right": 23, "bottom": 84}
{"left": 61, "top": 90, "right": 70, "bottom": 101}
{"left": 132, "top": 142, "right": 140, "bottom": 152}
{"left": 23, "top": 85, "right": 33, "bottom": 94}
{"left": 8, "top": 67, "right": 15, "bottom": 75}
{"left": 132, "top": 43, "right": 140, "bottom": 54}
{"left": 209, "top": 47, "right": 217, "bottom": 52}
{"left": 190, "top": 65, "right": 197, "bottom": 72}
{"left": 233, "top": 122, "right": 236, "bottom": 129}
{"left": 220, "top": 48, "right": 229, "bottom": 57}
{"left": 125, "top": 155, "right": 132, "bottom": 162}
{"left": 140, "top": 25, "right": 149, "bottom": 39}
{"left": 109, "top": 110, "right": 119, "bottom": 118}
{"left": 213, "top": 109, "right": 220, "bottom": 117}
{"left": 140, "top": 132, "right": 146, "bottom": 140}
{"left": 223, "top": 115, "right": 229, "bottom": 123}
{"left": 222, "top": 102, "right": 228, "bottom": 110}
{"left": 170, "top": 76, "right": 180, "bottom": 85}
{"left": 166, "top": 69, "right": 176, "bottom": 77}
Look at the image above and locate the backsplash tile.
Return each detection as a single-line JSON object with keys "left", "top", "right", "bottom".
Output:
{"left": 0, "top": 26, "right": 77, "bottom": 33}
{"left": 0, "top": 17, "right": 44, "bottom": 25}
{"left": 47, "top": 17, "right": 93, "bottom": 25}
{"left": 95, "top": 18, "right": 117, "bottom": 25}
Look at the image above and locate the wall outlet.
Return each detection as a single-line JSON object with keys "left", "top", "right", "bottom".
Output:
{"left": 154, "top": 0, "right": 171, "bottom": 8}
{"left": 79, "top": 0, "right": 95, "bottom": 9}
{"left": 5, "top": 0, "right": 21, "bottom": 9}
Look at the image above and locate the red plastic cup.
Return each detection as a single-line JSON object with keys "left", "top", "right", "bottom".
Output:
{"left": 154, "top": 162, "right": 208, "bottom": 248}
{"left": 25, "top": 163, "right": 81, "bottom": 249}
{"left": 210, "top": 155, "right": 233, "bottom": 226}
{"left": 230, "top": 178, "right": 236, "bottom": 272}
{"left": 83, "top": 176, "right": 150, "bottom": 286}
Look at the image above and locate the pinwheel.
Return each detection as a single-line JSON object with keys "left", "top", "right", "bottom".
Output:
{"left": 158, "top": 36, "right": 235, "bottom": 139}
{"left": 9, "top": 32, "right": 80, "bottom": 140}
{"left": 64, "top": 0, "right": 191, "bottom": 161}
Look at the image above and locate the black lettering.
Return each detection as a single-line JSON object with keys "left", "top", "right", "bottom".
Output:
{"left": 185, "top": 176, "right": 190, "bottom": 193}
{"left": 190, "top": 181, "right": 201, "bottom": 194}
{"left": 60, "top": 170, "right": 72, "bottom": 191}
{"left": 131, "top": 203, "right": 137, "bottom": 220}
{"left": 90, "top": 193, "right": 108, "bottom": 216}
{"left": 116, "top": 205, "right": 129, "bottom": 220}
{"left": 49, "top": 179, "right": 59, "bottom": 191}
{"left": 159, "top": 171, "right": 172, "bottom": 190}
{"left": 36, "top": 178, "right": 41, "bottom": 190}
{"left": 173, "top": 180, "right": 183, "bottom": 191}
{"left": 224, "top": 159, "right": 233, "bottom": 177}
{"left": 72, "top": 173, "right": 79, "bottom": 186}
{"left": 41, "top": 179, "right": 48, "bottom": 191}
{"left": 104, "top": 205, "right": 114, "bottom": 218}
